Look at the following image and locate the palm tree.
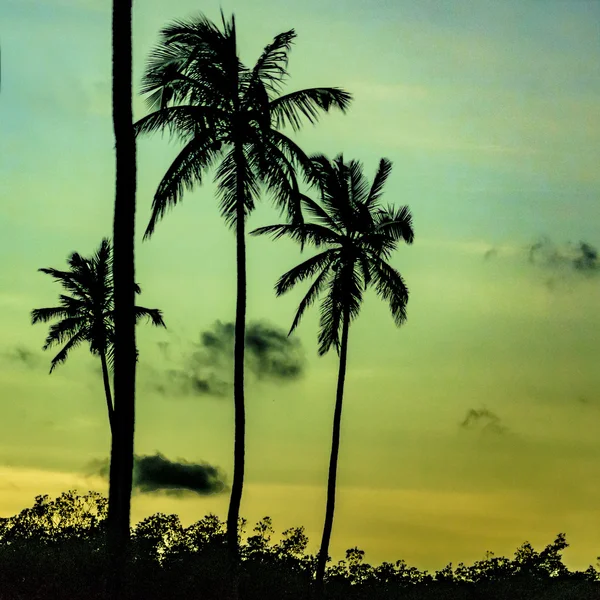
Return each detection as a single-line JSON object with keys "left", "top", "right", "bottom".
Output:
{"left": 251, "top": 154, "right": 414, "bottom": 592}
{"left": 31, "top": 239, "right": 166, "bottom": 435}
{"left": 135, "top": 11, "right": 352, "bottom": 557}
{"left": 109, "top": 0, "right": 137, "bottom": 546}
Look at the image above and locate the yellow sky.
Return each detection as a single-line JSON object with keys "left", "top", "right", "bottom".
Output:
{"left": 1, "top": 0, "right": 600, "bottom": 572}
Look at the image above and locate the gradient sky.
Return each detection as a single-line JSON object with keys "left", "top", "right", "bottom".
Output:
{"left": 1, "top": 0, "right": 600, "bottom": 572}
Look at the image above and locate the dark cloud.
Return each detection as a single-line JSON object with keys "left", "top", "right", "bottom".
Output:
{"left": 157, "top": 341, "right": 170, "bottom": 359}
{"left": 574, "top": 242, "right": 598, "bottom": 272}
{"left": 90, "top": 453, "right": 227, "bottom": 496}
{"left": 460, "top": 408, "right": 507, "bottom": 435}
{"left": 245, "top": 322, "right": 304, "bottom": 380}
{"left": 576, "top": 396, "right": 600, "bottom": 410}
{"left": 157, "top": 320, "right": 305, "bottom": 398}
{"left": 3, "top": 346, "right": 40, "bottom": 368}
{"left": 189, "top": 374, "right": 230, "bottom": 397}
{"left": 133, "top": 453, "right": 227, "bottom": 496}
{"left": 528, "top": 237, "right": 599, "bottom": 274}
{"left": 483, "top": 247, "right": 498, "bottom": 261}
{"left": 164, "top": 368, "right": 230, "bottom": 398}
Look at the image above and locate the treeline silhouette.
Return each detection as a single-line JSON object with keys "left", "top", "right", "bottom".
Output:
{"left": 0, "top": 491, "right": 598, "bottom": 600}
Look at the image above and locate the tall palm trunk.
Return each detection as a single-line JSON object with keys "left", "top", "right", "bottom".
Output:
{"left": 108, "top": 0, "right": 137, "bottom": 549}
{"left": 315, "top": 306, "right": 351, "bottom": 593}
{"left": 227, "top": 142, "right": 247, "bottom": 560}
{"left": 99, "top": 349, "right": 115, "bottom": 435}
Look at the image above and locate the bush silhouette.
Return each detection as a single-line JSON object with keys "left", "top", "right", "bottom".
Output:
{"left": 0, "top": 491, "right": 598, "bottom": 599}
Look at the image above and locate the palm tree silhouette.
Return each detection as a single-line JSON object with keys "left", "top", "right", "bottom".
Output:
{"left": 251, "top": 154, "right": 414, "bottom": 592}
{"left": 31, "top": 239, "right": 166, "bottom": 435}
{"left": 109, "top": 0, "right": 137, "bottom": 546}
{"left": 134, "top": 11, "right": 352, "bottom": 557}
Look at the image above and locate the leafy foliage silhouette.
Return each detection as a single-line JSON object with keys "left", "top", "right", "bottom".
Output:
{"left": 252, "top": 153, "right": 414, "bottom": 591}
{"left": 31, "top": 238, "right": 166, "bottom": 434}
{"left": 0, "top": 492, "right": 598, "bottom": 599}
{"left": 135, "top": 10, "right": 352, "bottom": 562}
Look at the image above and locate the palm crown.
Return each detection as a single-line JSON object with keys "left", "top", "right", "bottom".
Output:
{"left": 134, "top": 12, "right": 352, "bottom": 235}
{"left": 251, "top": 154, "right": 414, "bottom": 355}
{"left": 31, "top": 238, "right": 166, "bottom": 373}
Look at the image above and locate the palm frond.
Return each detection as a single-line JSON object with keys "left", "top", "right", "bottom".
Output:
{"left": 134, "top": 105, "right": 226, "bottom": 141}
{"left": 274, "top": 250, "right": 337, "bottom": 296}
{"left": 270, "top": 87, "right": 352, "bottom": 131}
{"left": 140, "top": 41, "right": 188, "bottom": 100}
{"left": 348, "top": 159, "right": 368, "bottom": 205}
{"left": 356, "top": 252, "right": 372, "bottom": 289}
{"left": 142, "top": 14, "right": 239, "bottom": 113}
{"left": 317, "top": 280, "right": 343, "bottom": 355}
{"left": 135, "top": 306, "right": 167, "bottom": 328}
{"left": 42, "top": 317, "right": 87, "bottom": 350}
{"left": 248, "top": 132, "right": 303, "bottom": 223}
{"left": 38, "top": 267, "right": 88, "bottom": 300}
{"left": 57, "top": 294, "right": 88, "bottom": 311}
{"left": 88, "top": 239, "right": 112, "bottom": 310}
{"left": 375, "top": 205, "right": 415, "bottom": 244}
{"left": 31, "top": 306, "right": 73, "bottom": 325}
{"left": 365, "top": 158, "right": 392, "bottom": 208}
{"left": 92, "top": 238, "right": 111, "bottom": 264}
{"left": 318, "top": 262, "right": 363, "bottom": 355}
{"left": 307, "top": 153, "right": 350, "bottom": 230}
{"left": 247, "top": 30, "right": 295, "bottom": 96}
{"left": 105, "top": 337, "right": 115, "bottom": 373}
{"left": 145, "top": 134, "right": 224, "bottom": 239}
{"left": 160, "top": 16, "right": 229, "bottom": 57}
{"left": 49, "top": 331, "right": 87, "bottom": 374}
{"left": 269, "top": 131, "right": 319, "bottom": 188}
{"left": 141, "top": 45, "right": 228, "bottom": 111}
{"left": 38, "top": 268, "right": 81, "bottom": 295}
{"left": 346, "top": 262, "right": 364, "bottom": 321}
{"left": 369, "top": 257, "right": 409, "bottom": 326}
{"left": 214, "top": 146, "right": 259, "bottom": 227}
{"left": 251, "top": 222, "right": 341, "bottom": 249}
{"left": 288, "top": 266, "right": 331, "bottom": 335}
{"left": 37, "top": 267, "right": 71, "bottom": 281}
{"left": 299, "top": 195, "right": 342, "bottom": 233}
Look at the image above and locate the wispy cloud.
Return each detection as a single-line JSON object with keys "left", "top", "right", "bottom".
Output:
{"left": 460, "top": 408, "right": 507, "bottom": 435}
{"left": 149, "top": 320, "right": 305, "bottom": 398}
{"left": 529, "top": 237, "right": 599, "bottom": 274}
{"left": 2, "top": 346, "right": 41, "bottom": 369}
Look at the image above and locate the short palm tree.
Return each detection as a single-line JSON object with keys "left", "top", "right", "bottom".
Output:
{"left": 135, "top": 11, "right": 352, "bottom": 557}
{"left": 251, "top": 154, "right": 414, "bottom": 592}
{"left": 31, "top": 238, "right": 166, "bottom": 435}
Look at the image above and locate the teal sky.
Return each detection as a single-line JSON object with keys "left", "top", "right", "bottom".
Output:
{"left": 1, "top": 0, "right": 600, "bottom": 572}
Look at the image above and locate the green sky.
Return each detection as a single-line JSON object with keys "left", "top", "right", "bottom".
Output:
{"left": 1, "top": 0, "right": 600, "bottom": 572}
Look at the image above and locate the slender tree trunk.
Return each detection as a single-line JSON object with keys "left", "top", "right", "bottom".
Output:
{"left": 226, "top": 142, "right": 247, "bottom": 563}
{"left": 108, "top": 0, "right": 137, "bottom": 555}
{"left": 315, "top": 307, "right": 351, "bottom": 595}
{"left": 99, "top": 350, "right": 114, "bottom": 435}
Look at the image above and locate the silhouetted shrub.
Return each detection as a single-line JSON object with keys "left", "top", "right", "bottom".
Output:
{"left": 0, "top": 491, "right": 598, "bottom": 599}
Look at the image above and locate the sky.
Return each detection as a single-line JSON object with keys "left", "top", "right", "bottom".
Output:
{"left": 1, "top": 0, "right": 600, "bottom": 572}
